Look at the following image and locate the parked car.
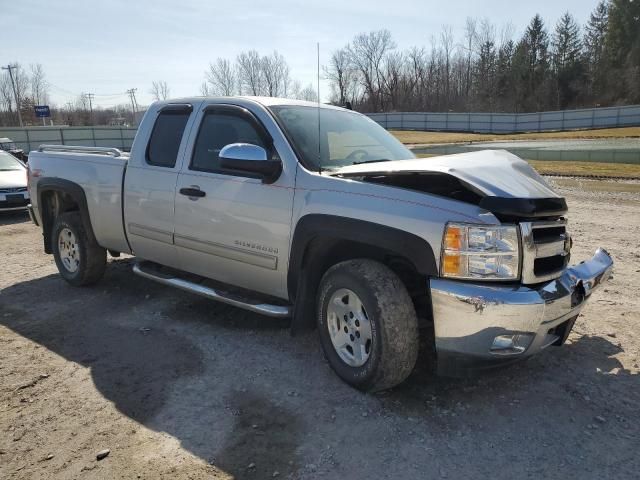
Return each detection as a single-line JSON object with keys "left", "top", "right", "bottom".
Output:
{"left": 26, "top": 97, "right": 613, "bottom": 391}
{"left": 0, "top": 150, "right": 29, "bottom": 212}
{"left": 0, "top": 137, "right": 28, "bottom": 162}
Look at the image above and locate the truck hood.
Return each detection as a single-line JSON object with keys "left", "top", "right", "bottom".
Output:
{"left": 331, "top": 150, "right": 567, "bottom": 220}
{"left": 0, "top": 169, "right": 27, "bottom": 189}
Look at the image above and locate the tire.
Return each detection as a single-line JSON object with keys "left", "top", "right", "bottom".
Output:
{"left": 51, "top": 212, "right": 106, "bottom": 286}
{"left": 317, "top": 259, "right": 419, "bottom": 392}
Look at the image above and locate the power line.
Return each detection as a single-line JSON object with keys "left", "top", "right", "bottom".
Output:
{"left": 2, "top": 64, "right": 23, "bottom": 127}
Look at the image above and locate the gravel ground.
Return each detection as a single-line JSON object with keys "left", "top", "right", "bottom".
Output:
{"left": 1, "top": 178, "right": 639, "bottom": 479}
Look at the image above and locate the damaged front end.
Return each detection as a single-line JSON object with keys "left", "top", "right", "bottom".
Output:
{"left": 331, "top": 149, "right": 567, "bottom": 222}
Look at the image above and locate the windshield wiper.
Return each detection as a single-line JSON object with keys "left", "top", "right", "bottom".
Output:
{"left": 352, "top": 158, "right": 391, "bottom": 165}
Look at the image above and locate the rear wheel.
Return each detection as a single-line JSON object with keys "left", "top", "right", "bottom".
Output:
{"left": 52, "top": 212, "right": 106, "bottom": 286}
{"left": 317, "top": 259, "right": 419, "bottom": 392}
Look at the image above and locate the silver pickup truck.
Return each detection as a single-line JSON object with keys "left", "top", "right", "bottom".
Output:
{"left": 27, "top": 97, "right": 613, "bottom": 391}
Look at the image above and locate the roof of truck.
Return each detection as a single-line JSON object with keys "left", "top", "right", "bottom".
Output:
{"left": 156, "top": 96, "right": 347, "bottom": 111}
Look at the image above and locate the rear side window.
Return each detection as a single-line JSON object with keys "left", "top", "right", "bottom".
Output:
{"left": 146, "top": 111, "right": 190, "bottom": 167}
{"left": 191, "top": 113, "right": 267, "bottom": 173}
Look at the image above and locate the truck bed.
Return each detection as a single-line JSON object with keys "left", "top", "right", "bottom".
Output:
{"left": 28, "top": 146, "right": 131, "bottom": 254}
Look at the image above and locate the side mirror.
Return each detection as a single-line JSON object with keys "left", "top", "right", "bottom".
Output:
{"left": 219, "top": 143, "right": 282, "bottom": 184}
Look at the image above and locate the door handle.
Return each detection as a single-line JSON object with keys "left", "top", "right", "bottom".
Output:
{"left": 179, "top": 187, "right": 206, "bottom": 198}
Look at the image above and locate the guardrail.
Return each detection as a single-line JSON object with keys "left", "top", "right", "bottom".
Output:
{"left": 0, "top": 126, "right": 137, "bottom": 153}
{"left": 367, "top": 104, "right": 640, "bottom": 133}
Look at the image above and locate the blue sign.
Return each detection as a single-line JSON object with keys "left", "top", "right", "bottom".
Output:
{"left": 34, "top": 105, "right": 50, "bottom": 118}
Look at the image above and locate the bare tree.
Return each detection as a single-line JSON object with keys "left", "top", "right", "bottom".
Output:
{"left": 348, "top": 29, "right": 396, "bottom": 111}
{"left": 205, "top": 59, "right": 237, "bottom": 96}
{"left": 298, "top": 83, "right": 318, "bottom": 102}
{"left": 440, "top": 26, "right": 454, "bottom": 107}
{"left": 200, "top": 81, "right": 211, "bottom": 96}
{"left": 323, "top": 47, "right": 353, "bottom": 105}
{"left": 261, "top": 51, "right": 290, "bottom": 97}
{"left": 463, "top": 18, "right": 478, "bottom": 100}
{"left": 150, "top": 80, "right": 170, "bottom": 101}
{"left": 30, "top": 64, "right": 49, "bottom": 105}
{"left": 381, "top": 51, "right": 405, "bottom": 110}
{"left": 0, "top": 73, "right": 14, "bottom": 116}
{"left": 237, "top": 50, "right": 264, "bottom": 95}
{"left": 289, "top": 79, "right": 302, "bottom": 99}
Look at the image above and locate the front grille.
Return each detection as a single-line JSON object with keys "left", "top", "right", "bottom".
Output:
{"left": 0, "top": 198, "right": 29, "bottom": 209}
{"left": 0, "top": 187, "right": 27, "bottom": 194}
{"left": 520, "top": 219, "right": 570, "bottom": 284}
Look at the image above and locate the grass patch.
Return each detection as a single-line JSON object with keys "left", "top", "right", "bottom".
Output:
{"left": 527, "top": 160, "right": 640, "bottom": 178}
{"left": 393, "top": 126, "right": 640, "bottom": 145}
{"left": 414, "top": 153, "right": 640, "bottom": 178}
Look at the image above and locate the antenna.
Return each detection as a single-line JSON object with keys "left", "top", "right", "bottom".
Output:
{"left": 317, "top": 42, "right": 322, "bottom": 175}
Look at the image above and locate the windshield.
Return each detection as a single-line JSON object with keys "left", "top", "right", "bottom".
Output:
{"left": 0, "top": 151, "right": 24, "bottom": 171}
{"left": 0, "top": 142, "right": 17, "bottom": 150}
{"left": 269, "top": 105, "right": 414, "bottom": 170}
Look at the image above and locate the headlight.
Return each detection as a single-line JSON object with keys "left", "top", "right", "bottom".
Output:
{"left": 441, "top": 223, "right": 520, "bottom": 280}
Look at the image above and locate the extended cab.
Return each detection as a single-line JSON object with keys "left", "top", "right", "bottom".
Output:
{"left": 27, "top": 97, "right": 613, "bottom": 391}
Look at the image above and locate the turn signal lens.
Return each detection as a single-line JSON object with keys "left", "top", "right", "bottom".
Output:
{"left": 444, "top": 226, "right": 463, "bottom": 250}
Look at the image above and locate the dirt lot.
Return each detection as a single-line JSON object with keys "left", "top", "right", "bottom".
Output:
{"left": 1, "top": 178, "right": 639, "bottom": 480}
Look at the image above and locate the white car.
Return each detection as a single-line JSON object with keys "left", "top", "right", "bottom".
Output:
{"left": 0, "top": 150, "right": 30, "bottom": 212}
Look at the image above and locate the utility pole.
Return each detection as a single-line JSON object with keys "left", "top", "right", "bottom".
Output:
{"left": 66, "top": 102, "right": 74, "bottom": 126}
{"left": 84, "top": 93, "right": 95, "bottom": 125}
{"left": 2, "top": 64, "right": 23, "bottom": 127}
{"left": 126, "top": 88, "right": 138, "bottom": 125}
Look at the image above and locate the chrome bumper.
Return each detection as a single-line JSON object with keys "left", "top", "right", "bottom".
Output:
{"left": 430, "top": 248, "right": 613, "bottom": 376}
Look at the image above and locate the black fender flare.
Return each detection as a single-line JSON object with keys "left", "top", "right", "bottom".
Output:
{"left": 287, "top": 214, "right": 438, "bottom": 333}
{"left": 37, "top": 177, "right": 97, "bottom": 253}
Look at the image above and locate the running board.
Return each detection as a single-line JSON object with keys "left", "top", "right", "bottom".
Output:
{"left": 132, "top": 261, "right": 292, "bottom": 318}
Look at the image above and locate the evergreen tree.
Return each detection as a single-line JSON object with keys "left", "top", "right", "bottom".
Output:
{"left": 474, "top": 40, "right": 498, "bottom": 110}
{"left": 552, "top": 12, "right": 584, "bottom": 108}
{"left": 495, "top": 40, "right": 515, "bottom": 111}
{"left": 584, "top": 1, "right": 609, "bottom": 102}
{"left": 522, "top": 14, "right": 552, "bottom": 110}
{"left": 605, "top": 0, "right": 640, "bottom": 102}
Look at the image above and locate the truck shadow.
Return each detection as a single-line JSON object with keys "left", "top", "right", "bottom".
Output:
{"left": 0, "top": 211, "right": 30, "bottom": 226}
{"left": 1, "top": 260, "right": 637, "bottom": 478}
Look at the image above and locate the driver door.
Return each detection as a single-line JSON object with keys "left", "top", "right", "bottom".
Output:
{"left": 173, "top": 103, "right": 294, "bottom": 299}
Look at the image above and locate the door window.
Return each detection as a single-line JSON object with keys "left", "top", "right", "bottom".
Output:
{"left": 146, "top": 111, "right": 191, "bottom": 168}
{"left": 191, "top": 112, "right": 268, "bottom": 174}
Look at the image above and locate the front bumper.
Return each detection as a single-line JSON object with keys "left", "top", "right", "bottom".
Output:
{"left": 430, "top": 248, "right": 613, "bottom": 376}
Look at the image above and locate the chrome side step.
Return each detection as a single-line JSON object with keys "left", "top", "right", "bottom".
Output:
{"left": 132, "top": 261, "right": 291, "bottom": 318}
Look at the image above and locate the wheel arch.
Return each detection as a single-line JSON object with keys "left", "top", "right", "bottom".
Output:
{"left": 37, "top": 178, "right": 97, "bottom": 254}
{"left": 288, "top": 214, "right": 437, "bottom": 333}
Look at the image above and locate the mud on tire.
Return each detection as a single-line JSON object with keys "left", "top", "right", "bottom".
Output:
{"left": 51, "top": 212, "right": 106, "bottom": 286}
{"left": 317, "top": 259, "right": 419, "bottom": 392}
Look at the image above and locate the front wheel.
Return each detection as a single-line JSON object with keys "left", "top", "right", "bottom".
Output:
{"left": 52, "top": 212, "right": 106, "bottom": 286}
{"left": 317, "top": 259, "right": 419, "bottom": 392}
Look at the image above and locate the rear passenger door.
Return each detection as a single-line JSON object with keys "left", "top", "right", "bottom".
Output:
{"left": 173, "top": 103, "right": 295, "bottom": 299}
{"left": 123, "top": 104, "right": 194, "bottom": 269}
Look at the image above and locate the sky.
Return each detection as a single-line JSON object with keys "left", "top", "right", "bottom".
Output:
{"left": 3, "top": 0, "right": 599, "bottom": 108}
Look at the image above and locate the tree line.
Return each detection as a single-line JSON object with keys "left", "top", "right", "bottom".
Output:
{"left": 1, "top": 0, "right": 638, "bottom": 127}
{"left": 325, "top": 0, "right": 640, "bottom": 113}
{"left": 201, "top": 50, "right": 317, "bottom": 101}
